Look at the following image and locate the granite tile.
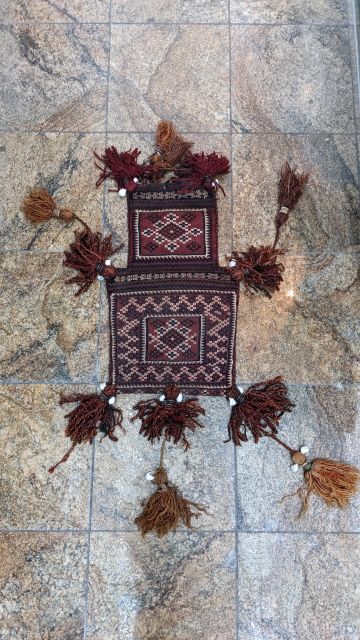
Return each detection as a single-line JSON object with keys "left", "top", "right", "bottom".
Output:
{"left": 101, "top": 133, "right": 231, "bottom": 261}
{"left": 236, "top": 384, "right": 360, "bottom": 531}
{"left": 0, "top": 132, "right": 105, "bottom": 251}
{"left": 112, "top": 0, "right": 228, "bottom": 23}
{"left": 0, "top": 532, "right": 86, "bottom": 639}
{"left": 230, "top": 0, "right": 347, "bottom": 24}
{"left": 235, "top": 253, "right": 360, "bottom": 383}
{"left": 237, "top": 533, "right": 360, "bottom": 640}
{"left": 0, "top": 384, "right": 93, "bottom": 530}
{"left": 0, "top": 252, "right": 99, "bottom": 382}
{"left": 0, "top": 24, "right": 109, "bottom": 131}
{"left": 92, "top": 395, "right": 235, "bottom": 531}
{"left": 87, "top": 532, "right": 236, "bottom": 639}
{"left": 351, "top": 27, "right": 360, "bottom": 132}
{"left": 2, "top": 0, "right": 110, "bottom": 23}
{"left": 232, "top": 134, "right": 360, "bottom": 252}
{"left": 108, "top": 25, "right": 230, "bottom": 132}
{"left": 231, "top": 26, "right": 354, "bottom": 133}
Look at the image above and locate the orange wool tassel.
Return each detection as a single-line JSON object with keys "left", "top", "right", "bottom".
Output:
{"left": 150, "top": 120, "right": 193, "bottom": 177}
{"left": 22, "top": 188, "right": 76, "bottom": 224}
{"left": 282, "top": 455, "right": 360, "bottom": 519}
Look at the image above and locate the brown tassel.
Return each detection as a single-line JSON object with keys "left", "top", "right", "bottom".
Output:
{"left": 63, "top": 228, "right": 124, "bottom": 296}
{"left": 281, "top": 454, "right": 360, "bottom": 519}
{"left": 134, "top": 439, "right": 208, "bottom": 537}
{"left": 131, "top": 384, "right": 205, "bottom": 450}
{"left": 226, "top": 246, "right": 285, "bottom": 298}
{"left": 174, "top": 151, "right": 231, "bottom": 195}
{"left": 225, "top": 377, "right": 295, "bottom": 446}
{"left": 150, "top": 120, "right": 193, "bottom": 177}
{"left": 273, "top": 162, "right": 309, "bottom": 249}
{"left": 48, "top": 385, "right": 124, "bottom": 473}
{"left": 94, "top": 147, "right": 154, "bottom": 195}
{"left": 22, "top": 188, "right": 77, "bottom": 224}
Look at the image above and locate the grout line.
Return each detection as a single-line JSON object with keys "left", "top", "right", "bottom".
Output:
{"left": 350, "top": 0, "right": 360, "bottom": 112}
{"left": 83, "top": 5, "right": 112, "bottom": 638}
{"left": 1, "top": 528, "right": 359, "bottom": 534}
{"left": 235, "top": 381, "right": 360, "bottom": 388}
{"left": 0, "top": 21, "right": 351, "bottom": 26}
{"left": 2, "top": 249, "right": 359, "bottom": 255}
{"left": 0, "top": 130, "right": 358, "bottom": 135}
{"left": 83, "top": 435, "right": 96, "bottom": 640}
{"left": 349, "top": 0, "right": 360, "bottom": 248}
{"left": 228, "top": 11, "right": 240, "bottom": 640}
{"left": 346, "top": 0, "right": 360, "bottom": 137}
{"left": 0, "top": 381, "right": 359, "bottom": 388}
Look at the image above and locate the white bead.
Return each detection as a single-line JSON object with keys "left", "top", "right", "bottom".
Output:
{"left": 133, "top": 177, "right": 139, "bottom": 183}
{"left": 212, "top": 182, "right": 216, "bottom": 187}
{"left": 159, "top": 394, "right": 165, "bottom": 402}
{"left": 237, "top": 385, "right": 244, "bottom": 394}
{"left": 229, "top": 398, "right": 236, "bottom": 407}
{"left": 146, "top": 472, "right": 154, "bottom": 481}
{"left": 99, "top": 383, "right": 106, "bottom": 391}
{"left": 97, "top": 275, "right": 104, "bottom": 281}
{"left": 118, "top": 188, "right": 127, "bottom": 197}
{"left": 291, "top": 464, "right": 299, "bottom": 472}
{"left": 300, "top": 446, "right": 309, "bottom": 454}
{"left": 108, "top": 396, "right": 116, "bottom": 405}
{"left": 105, "top": 259, "right": 111, "bottom": 266}
{"left": 215, "top": 179, "right": 219, "bottom": 184}
{"left": 228, "top": 260, "right": 236, "bottom": 267}
{"left": 176, "top": 393, "right": 183, "bottom": 403}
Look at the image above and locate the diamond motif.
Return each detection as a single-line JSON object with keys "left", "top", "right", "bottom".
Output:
{"left": 182, "top": 212, "right": 196, "bottom": 222}
{"left": 186, "top": 242, "right": 201, "bottom": 252}
{"left": 160, "top": 222, "right": 186, "bottom": 240}
{"left": 147, "top": 213, "right": 161, "bottom": 222}
{"left": 144, "top": 242, "right": 158, "bottom": 252}
{"left": 165, "top": 241, "right": 179, "bottom": 252}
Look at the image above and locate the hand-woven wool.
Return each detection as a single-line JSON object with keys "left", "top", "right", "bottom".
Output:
{"left": 108, "top": 182, "right": 238, "bottom": 395}
{"left": 21, "top": 120, "right": 360, "bottom": 536}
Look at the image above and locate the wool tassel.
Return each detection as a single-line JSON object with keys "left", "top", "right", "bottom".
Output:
{"left": 22, "top": 188, "right": 86, "bottom": 226}
{"left": 63, "top": 228, "right": 123, "bottom": 296}
{"left": 226, "top": 246, "right": 284, "bottom": 298}
{"left": 134, "top": 438, "right": 208, "bottom": 537}
{"left": 150, "top": 120, "right": 193, "bottom": 177}
{"left": 94, "top": 147, "right": 154, "bottom": 196}
{"left": 226, "top": 379, "right": 360, "bottom": 518}
{"left": 280, "top": 453, "right": 360, "bottom": 519}
{"left": 48, "top": 384, "right": 123, "bottom": 473}
{"left": 131, "top": 384, "right": 205, "bottom": 450}
{"left": 273, "top": 162, "right": 309, "bottom": 249}
{"left": 174, "top": 151, "right": 231, "bottom": 195}
{"left": 225, "top": 377, "right": 295, "bottom": 446}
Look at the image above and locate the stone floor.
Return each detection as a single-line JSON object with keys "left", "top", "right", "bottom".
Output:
{"left": 0, "top": 1, "right": 360, "bottom": 639}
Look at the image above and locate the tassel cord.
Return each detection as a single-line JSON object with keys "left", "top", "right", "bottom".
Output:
{"left": 264, "top": 432, "right": 297, "bottom": 456}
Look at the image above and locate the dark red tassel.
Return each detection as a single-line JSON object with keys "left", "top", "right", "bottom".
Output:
{"left": 226, "top": 246, "right": 285, "bottom": 298}
{"left": 174, "top": 151, "right": 231, "bottom": 195}
{"left": 225, "top": 377, "right": 295, "bottom": 446}
{"left": 94, "top": 147, "right": 154, "bottom": 195}
{"left": 63, "top": 228, "right": 123, "bottom": 296}
{"left": 48, "top": 385, "right": 123, "bottom": 473}
{"left": 273, "top": 162, "right": 309, "bottom": 249}
{"left": 131, "top": 384, "right": 205, "bottom": 450}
